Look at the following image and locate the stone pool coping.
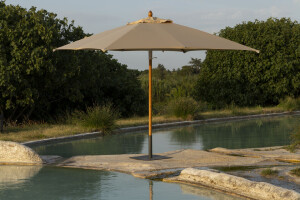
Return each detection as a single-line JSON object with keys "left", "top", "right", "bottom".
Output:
{"left": 22, "top": 110, "right": 300, "bottom": 147}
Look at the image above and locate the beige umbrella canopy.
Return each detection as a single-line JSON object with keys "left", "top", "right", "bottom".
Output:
{"left": 55, "top": 11, "right": 259, "bottom": 159}
{"left": 55, "top": 12, "right": 259, "bottom": 53}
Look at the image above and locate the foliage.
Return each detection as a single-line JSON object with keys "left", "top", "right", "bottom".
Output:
{"left": 0, "top": 2, "right": 146, "bottom": 124}
{"left": 278, "top": 96, "right": 300, "bottom": 111}
{"left": 287, "top": 126, "right": 300, "bottom": 152}
{"left": 187, "top": 58, "right": 202, "bottom": 74}
{"left": 167, "top": 97, "right": 202, "bottom": 120}
{"left": 290, "top": 168, "right": 300, "bottom": 177}
{"left": 260, "top": 168, "right": 279, "bottom": 176}
{"left": 69, "top": 104, "right": 119, "bottom": 133}
{"left": 194, "top": 18, "right": 300, "bottom": 108}
{"left": 139, "top": 61, "right": 201, "bottom": 104}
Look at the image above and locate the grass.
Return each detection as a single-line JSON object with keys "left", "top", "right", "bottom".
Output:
{"left": 290, "top": 168, "right": 300, "bottom": 177}
{"left": 278, "top": 96, "right": 300, "bottom": 111}
{"left": 167, "top": 97, "right": 203, "bottom": 120}
{"left": 70, "top": 104, "right": 119, "bottom": 133}
{"left": 282, "top": 126, "right": 300, "bottom": 153}
{"left": 201, "top": 106, "right": 284, "bottom": 118}
{"left": 0, "top": 105, "right": 292, "bottom": 143}
{"left": 0, "top": 123, "right": 92, "bottom": 143}
{"left": 116, "top": 115, "right": 181, "bottom": 127}
{"left": 260, "top": 168, "right": 279, "bottom": 176}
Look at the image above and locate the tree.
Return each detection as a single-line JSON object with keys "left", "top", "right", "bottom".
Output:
{"left": 0, "top": 2, "right": 146, "bottom": 125}
{"left": 194, "top": 18, "right": 300, "bottom": 107}
{"left": 139, "top": 64, "right": 198, "bottom": 104}
{"left": 188, "top": 58, "right": 202, "bottom": 74}
{"left": 153, "top": 64, "right": 167, "bottom": 80}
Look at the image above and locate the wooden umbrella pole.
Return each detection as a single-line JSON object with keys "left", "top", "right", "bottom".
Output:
{"left": 149, "top": 181, "right": 153, "bottom": 200}
{"left": 148, "top": 50, "right": 153, "bottom": 159}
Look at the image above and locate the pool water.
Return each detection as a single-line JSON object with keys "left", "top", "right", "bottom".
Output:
{"left": 34, "top": 115, "right": 300, "bottom": 157}
{"left": 1, "top": 115, "right": 299, "bottom": 200}
{"left": 0, "top": 166, "right": 243, "bottom": 200}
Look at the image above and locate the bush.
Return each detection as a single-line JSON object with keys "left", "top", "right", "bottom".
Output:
{"left": 278, "top": 97, "right": 300, "bottom": 111}
{"left": 167, "top": 97, "right": 204, "bottom": 120}
{"left": 153, "top": 102, "right": 168, "bottom": 116}
{"left": 260, "top": 168, "right": 278, "bottom": 176}
{"left": 69, "top": 104, "right": 119, "bottom": 133}
{"left": 287, "top": 126, "right": 300, "bottom": 152}
{"left": 291, "top": 168, "right": 300, "bottom": 177}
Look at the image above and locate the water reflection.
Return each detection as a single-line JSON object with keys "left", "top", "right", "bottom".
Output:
{"left": 180, "top": 184, "right": 243, "bottom": 200}
{"left": 170, "top": 126, "right": 198, "bottom": 145}
{"left": 33, "top": 115, "right": 299, "bottom": 157}
{"left": 0, "top": 167, "right": 245, "bottom": 200}
{"left": 35, "top": 132, "right": 146, "bottom": 157}
{"left": 0, "top": 167, "right": 109, "bottom": 199}
{"left": 149, "top": 181, "right": 153, "bottom": 200}
{"left": 195, "top": 116, "right": 297, "bottom": 149}
{"left": 0, "top": 165, "right": 42, "bottom": 190}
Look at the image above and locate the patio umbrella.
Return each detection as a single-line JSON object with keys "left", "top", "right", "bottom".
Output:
{"left": 55, "top": 11, "right": 259, "bottom": 159}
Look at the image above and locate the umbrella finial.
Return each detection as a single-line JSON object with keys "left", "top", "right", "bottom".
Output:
{"left": 148, "top": 10, "right": 153, "bottom": 17}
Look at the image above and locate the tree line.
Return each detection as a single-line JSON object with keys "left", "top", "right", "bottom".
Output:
{"left": 1, "top": 1, "right": 299, "bottom": 131}
{"left": 0, "top": 1, "right": 146, "bottom": 127}
{"left": 194, "top": 18, "right": 300, "bottom": 108}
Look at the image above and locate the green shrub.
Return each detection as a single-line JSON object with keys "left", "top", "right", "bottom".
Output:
{"left": 167, "top": 97, "right": 204, "bottom": 120}
{"left": 290, "top": 168, "right": 300, "bottom": 177}
{"left": 69, "top": 104, "right": 119, "bottom": 133}
{"left": 287, "top": 127, "right": 300, "bottom": 152}
{"left": 260, "top": 168, "right": 278, "bottom": 176}
{"left": 153, "top": 102, "right": 168, "bottom": 115}
{"left": 278, "top": 97, "right": 300, "bottom": 111}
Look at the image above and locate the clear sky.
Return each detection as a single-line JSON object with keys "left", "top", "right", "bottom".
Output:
{"left": 5, "top": 0, "right": 300, "bottom": 70}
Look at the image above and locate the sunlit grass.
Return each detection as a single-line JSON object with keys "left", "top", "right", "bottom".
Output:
{"left": 278, "top": 97, "right": 300, "bottom": 111}
{"left": 116, "top": 115, "right": 181, "bottom": 127}
{"left": 201, "top": 106, "right": 284, "bottom": 118}
{"left": 0, "top": 124, "right": 92, "bottom": 142}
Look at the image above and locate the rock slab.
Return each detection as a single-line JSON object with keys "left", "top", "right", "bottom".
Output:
{"left": 0, "top": 141, "right": 43, "bottom": 165}
{"left": 58, "top": 149, "right": 267, "bottom": 173}
{"left": 166, "top": 168, "right": 300, "bottom": 200}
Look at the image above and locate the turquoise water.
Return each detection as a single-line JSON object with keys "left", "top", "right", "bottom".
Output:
{"left": 1, "top": 115, "right": 299, "bottom": 200}
{"left": 0, "top": 166, "right": 243, "bottom": 200}
{"left": 34, "top": 115, "right": 300, "bottom": 157}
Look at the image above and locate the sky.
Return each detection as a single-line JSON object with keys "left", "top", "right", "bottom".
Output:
{"left": 5, "top": 0, "right": 300, "bottom": 70}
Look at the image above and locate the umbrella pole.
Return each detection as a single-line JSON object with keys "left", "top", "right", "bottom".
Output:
{"left": 148, "top": 50, "right": 153, "bottom": 159}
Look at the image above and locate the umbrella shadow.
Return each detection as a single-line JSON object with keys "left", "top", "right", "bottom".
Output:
{"left": 130, "top": 155, "right": 171, "bottom": 161}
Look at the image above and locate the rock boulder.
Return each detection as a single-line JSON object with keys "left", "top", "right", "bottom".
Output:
{"left": 0, "top": 141, "right": 43, "bottom": 165}
{"left": 167, "top": 168, "right": 300, "bottom": 200}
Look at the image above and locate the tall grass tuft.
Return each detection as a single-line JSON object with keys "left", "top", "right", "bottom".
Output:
{"left": 291, "top": 168, "right": 300, "bottom": 177}
{"left": 260, "top": 168, "right": 278, "bottom": 176}
{"left": 278, "top": 96, "right": 300, "bottom": 111}
{"left": 70, "top": 104, "right": 119, "bottom": 134}
{"left": 286, "top": 126, "right": 300, "bottom": 152}
{"left": 167, "top": 97, "right": 205, "bottom": 120}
